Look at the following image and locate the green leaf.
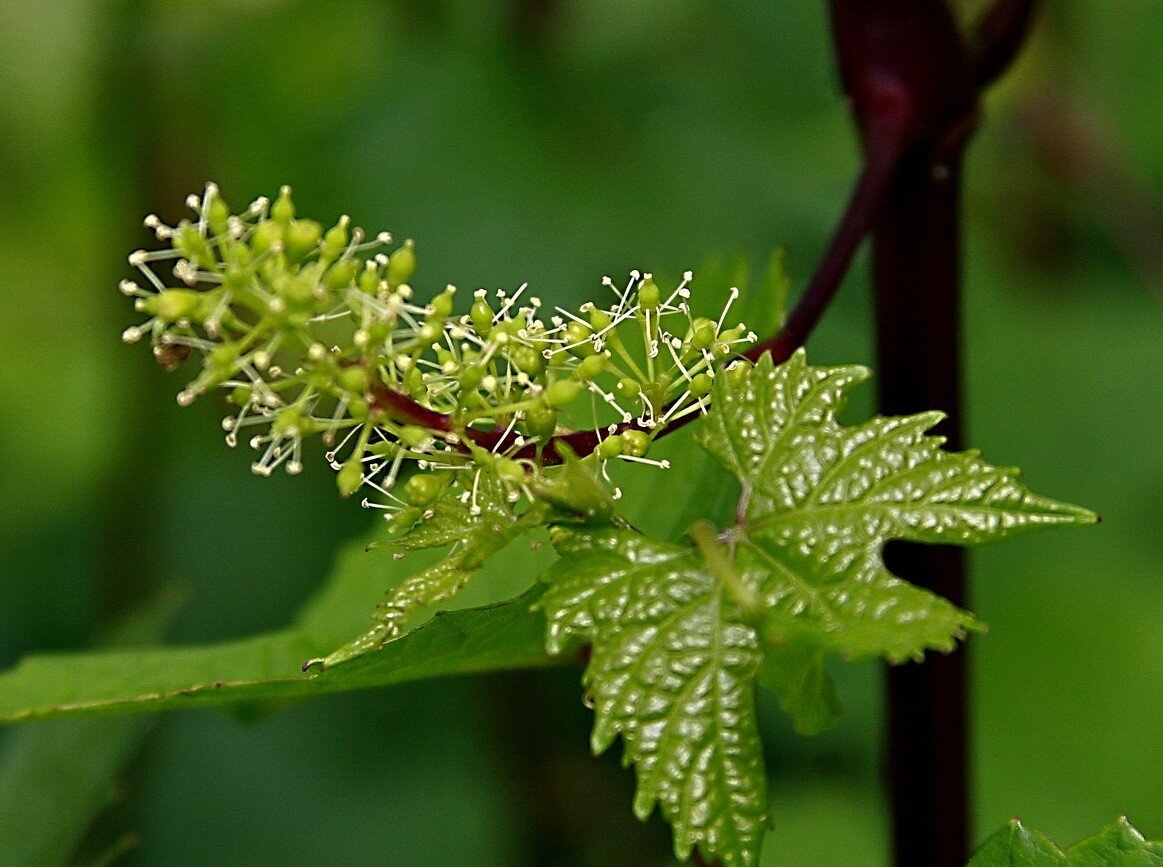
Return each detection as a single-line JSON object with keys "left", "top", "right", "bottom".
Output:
{"left": 538, "top": 526, "right": 769, "bottom": 867}
{"left": 697, "top": 350, "right": 1096, "bottom": 663}
{"left": 969, "top": 817, "right": 1163, "bottom": 866}
{"left": 970, "top": 820, "right": 1065, "bottom": 866}
{"left": 0, "top": 526, "right": 554, "bottom": 724}
{"left": 1064, "top": 817, "right": 1163, "bottom": 865}
{"left": 757, "top": 642, "right": 841, "bottom": 736}
{"left": 0, "top": 589, "right": 180, "bottom": 865}
{"left": 318, "top": 470, "right": 536, "bottom": 669}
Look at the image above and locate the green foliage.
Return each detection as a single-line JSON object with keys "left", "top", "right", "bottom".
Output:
{"left": 538, "top": 526, "right": 769, "bottom": 867}
{"left": 317, "top": 469, "right": 536, "bottom": 669}
{"left": 698, "top": 350, "right": 1095, "bottom": 662}
{"left": 970, "top": 817, "right": 1163, "bottom": 866}
{"left": 0, "top": 344, "right": 1096, "bottom": 867}
{"left": 533, "top": 351, "right": 1094, "bottom": 866}
{"left": 0, "top": 529, "right": 553, "bottom": 724}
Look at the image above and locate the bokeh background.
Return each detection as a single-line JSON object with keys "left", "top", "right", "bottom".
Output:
{"left": 0, "top": 1, "right": 1160, "bottom": 864}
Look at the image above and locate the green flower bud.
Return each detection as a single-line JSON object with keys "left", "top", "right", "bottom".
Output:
{"left": 415, "top": 321, "right": 442, "bottom": 348}
{"left": 564, "top": 321, "right": 595, "bottom": 357}
{"left": 338, "top": 365, "right": 370, "bottom": 394}
{"left": 470, "top": 297, "right": 493, "bottom": 335}
{"left": 229, "top": 385, "right": 253, "bottom": 406}
{"left": 284, "top": 219, "right": 322, "bottom": 262}
{"left": 689, "top": 372, "right": 713, "bottom": 397}
{"left": 149, "top": 289, "right": 200, "bottom": 322}
{"left": 689, "top": 317, "right": 717, "bottom": 350}
{"left": 509, "top": 345, "right": 543, "bottom": 376}
{"left": 403, "top": 472, "right": 443, "bottom": 507}
{"left": 251, "top": 220, "right": 283, "bottom": 255}
{"left": 388, "top": 240, "right": 416, "bottom": 286}
{"left": 176, "top": 222, "right": 214, "bottom": 269}
{"left": 577, "top": 353, "right": 607, "bottom": 381}
{"left": 336, "top": 457, "right": 363, "bottom": 498}
{"left": 616, "top": 378, "right": 641, "bottom": 398}
{"left": 597, "top": 434, "right": 624, "bottom": 459}
{"left": 207, "top": 192, "right": 231, "bottom": 236}
{"left": 325, "top": 259, "right": 358, "bottom": 291}
{"left": 348, "top": 395, "right": 370, "bottom": 420}
{"left": 207, "top": 342, "right": 240, "bottom": 371}
{"left": 272, "top": 406, "right": 301, "bottom": 437}
{"left": 460, "top": 364, "right": 485, "bottom": 389}
{"left": 622, "top": 429, "right": 650, "bottom": 457}
{"left": 545, "top": 379, "right": 583, "bottom": 408}
{"left": 588, "top": 307, "right": 612, "bottom": 331}
{"left": 524, "top": 405, "right": 557, "bottom": 440}
{"left": 399, "top": 425, "right": 430, "bottom": 449}
{"left": 370, "top": 440, "right": 399, "bottom": 458}
{"left": 724, "top": 361, "right": 750, "bottom": 388}
{"left": 496, "top": 458, "right": 525, "bottom": 485}
{"left": 322, "top": 217, "right": 350, "bottom": 261}
{"left": 638, "top": 278, "right": 660, "bottom": 310}
{"left": 359, "top": 263, "right": 381, "bottom": 294}
{"left": 430, "top": 287, "right": 455, "bottom": 319}
{"left": 271, "top": 185, "right": 295, "bottom": 224}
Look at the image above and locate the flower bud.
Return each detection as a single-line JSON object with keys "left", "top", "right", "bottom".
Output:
{"left": 638, "top": 278, "right": 660, "bottom": 310}
{"left": 616, "top": 378, "right": 641, "bottom": 398}
{"left": 321, "top": 217, "right": 350, "bottom": 261}
{"left": 284, "top": 219, "right": 322, "bottom": 262}
{"left": 207, "top": 192, "right": 231, "bottom": 236}
{"left": 564, "top": 321, "right": 595, "bottom": 357}
{"left": 429, "top": 287, "right": 455, "bottom": 319}
{"left": 689, "top": 372, "right": 713, "bottom": 397}
{"left": 470, "top": 296, "right": 493, "bottom": 335}
{"left": 325, "top": 259, "right": 358, "bottom": 291}
{"left": 577, "top": 354, "right": 607, "bottom": 381}
{"left": 597, "top": 434, "right": 624, "bottom": 459}
{"left": 689, "top": 317, "right": 717, "bottom": 350}
{"left": 496, "top": 458, "right": 525, "bottom": 485}
{"left": 545, "top": 379, "right": 583, "bottom": 408}
{"left": 524, "top": 405, "right": 557, "bottom": 439}
{"left": 148, "top": 289, "right": 200, "bottom": 322}
{"left": 250, "top": 220, "right": 283, "bottom": 255}
{"left": 588, "top": 307, "right": 612, "bottom": 331}
{"left": 271, "top": 186, "right": 295, "bottom": 224}
{"left": 622, "top": 429, "right": 650, "bottom": 457}
{"left": 460, "top": 364, "right": 485, "bottom": 389}
{"left": 388, "top": 240, "right": 416, "bottom": 286}
{"left": 336, "top": 457, "right": 363, "bottom": 497}
{"left": 399, "top": 425, "right": 431, "bottom": 450}
{"left": 403, "top": 472, "right": 444, "bottom": 507}
{"left": 338, "top": 365, "right": 370, "bottom": 394}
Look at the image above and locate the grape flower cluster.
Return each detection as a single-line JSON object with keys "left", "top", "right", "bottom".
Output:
{"left": 121, "top": 185, "right": 755, "bottom": 524}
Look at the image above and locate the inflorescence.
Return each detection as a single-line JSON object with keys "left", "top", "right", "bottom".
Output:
{"left": 122, "top": 184, "right": 755, "bottom": 522}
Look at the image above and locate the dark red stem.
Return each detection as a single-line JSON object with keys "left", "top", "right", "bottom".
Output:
{"left": 826, "top": 1, "right": 1041, "bottom": 864}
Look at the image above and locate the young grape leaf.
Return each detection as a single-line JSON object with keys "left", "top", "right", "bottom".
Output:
{"left": 319, "top": 470, "right": 533, "bottom": 669}
{"left": 537, "top": 350, "right": 1096, "bottom": 867}
{"left": 697, "top": 350, "right": 1097, "bottom": 663}
{"left": 969, "top": 817, "right": 1163, "bottom": 866}
{"left": 538, "top": 526, "right": 769, "bottom": 867}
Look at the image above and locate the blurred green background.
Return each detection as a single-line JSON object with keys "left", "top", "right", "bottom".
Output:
{"left": 0, "top": 1, "right": 1160, "bottom": 864}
